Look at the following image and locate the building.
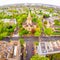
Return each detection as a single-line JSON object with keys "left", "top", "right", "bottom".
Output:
{"left": 37, "top": 40, "right": 60, "bottom": 55}
{"left": 2, "top": 19, "right": 17, "bottom": 25}
{"left": 22, "top": 12, "right": 37, "bottom": 32}
{"left": 0, "top": 41, "right": 21, "bottom": 60}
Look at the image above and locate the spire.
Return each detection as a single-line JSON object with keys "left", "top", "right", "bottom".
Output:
{"left": 26, "top": 12, "right": 32, "bottom": 24}
{"left": 27, "top": 12, "right": 32, "bottom": 20}
{"left": 22, "top": 12, "right": 37, "bottom": 32}
{"left": 28, "top": 12, "right": 31, "bottom": 17}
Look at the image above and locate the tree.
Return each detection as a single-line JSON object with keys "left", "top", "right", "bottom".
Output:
{"left": 44, "top": 21, "right": 47, "bottom": 25}
{"left": 43, "top": 14, "right": 50, "bottom": 18}
{"left": 47, "top": 8, "right": 54, "bottom": 13}
{"left": 37, "top": 19, "right": 43, "bottom": 28}
{"left": 34, "top": 41, "right": 39, "bottom": 46}
{"left": 0, "top": 21, "right": 16, "bottom": 40}
{"left": 34, "top": 31, "right": 41, "bottom": 36}
{"left": 54, "top": 19, "right": 60, "bottom": 25}
{"left": 52, "top": 53, "right": 60, "bottom": 60}
{"left": 44, "top": 28, "right": 53, "bottom": 36}
{"left": 19, "top": 38, "right": 25, "bottom": 46}
{"left": 32, "top": 17, "right": 37, "bottom": 23}
{"left": 39, "top": 10, "right": 43, "bottom": 15}
{"left": 17, "top": 13, "right": 27, "bottom": 27}
{"left": 19, "top": 28, "right": 29, "bottom": 36}
{"left": 31, "top": 13, "right": 36, "bottom": 17}
{"left": 34, "top": 27, "right": 41, "bottom": 36}
{"left": 30, "top": 54, "right": 49, "bottom": 60}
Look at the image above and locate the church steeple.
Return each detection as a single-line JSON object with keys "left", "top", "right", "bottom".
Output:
{"left": 27, "top": 12, "right": 32, "bottom": 20}
{"left": 22, "top": 12, "right": 37, "bottom": 32}
{"left": 26, "top": 12, "right": 32, "bottom": 24}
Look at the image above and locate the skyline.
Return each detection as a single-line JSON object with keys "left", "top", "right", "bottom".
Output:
{"left": 0, "top": 0, "right": 60, "bottom": 6}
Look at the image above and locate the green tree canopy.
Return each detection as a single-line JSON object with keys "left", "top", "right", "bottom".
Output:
{"left": 54, "top": 19, "right": 60, "bottom": 25}
{"left": 19, "top": 38, "right": 25, "bottom": 46}
{"left": 30, "top": 54, "right": 49, "bottom": 60}
{"left": 44, "top": 28, "right": 53, "bottom": 36}
{"left": 0, "top": 21, "right": 16, "bottom": 40}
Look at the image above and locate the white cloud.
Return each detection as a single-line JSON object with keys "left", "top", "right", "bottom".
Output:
{"left": 0, "top": 0, "right": 60, "bottom": 6}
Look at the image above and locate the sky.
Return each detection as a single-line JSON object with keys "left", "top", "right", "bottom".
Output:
{"left": 0, "top": 0, "right": 60, "bottom": 6}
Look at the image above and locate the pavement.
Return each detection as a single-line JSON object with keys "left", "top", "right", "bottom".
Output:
{"left": 24, "top": 37, "right": 39, "bottom": 60}
{"left": 26, "top": 41, "right": 34, "bottom": 60}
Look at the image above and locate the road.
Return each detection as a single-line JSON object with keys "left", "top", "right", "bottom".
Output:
{"left": 25, "top": 37, "right": 39, "bottom": 60}
{"left": 2, "top": 36, "right": 60, "bottom": 60}
{"left": 3, "top": 36, "right": 60, "bottom": 41}
{"left": 26, "top": 41, "right": 34, "bottom": 60}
